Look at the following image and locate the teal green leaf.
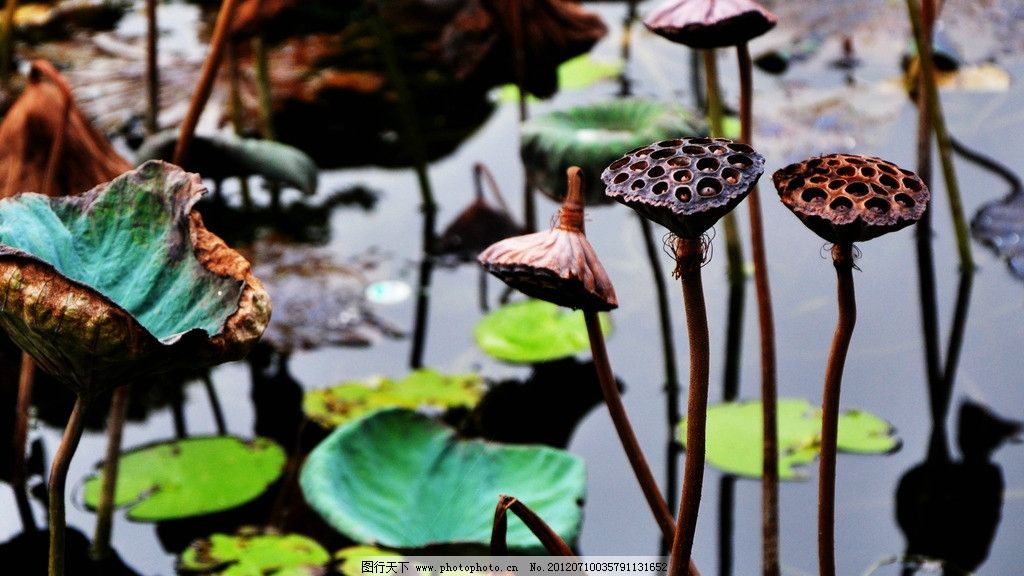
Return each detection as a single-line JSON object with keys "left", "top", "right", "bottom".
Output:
{"left": 303, "top": 369, "right": 487, "bottom": 429}
{"left": 300, "top": 409, "right": 586, "bottom": 549}
{"left": 136, "top": 131, "right": 318, "bottom": 194}
{"left": 679, "top": 399, "right": 899, "bottom": 480}
{"left": 336, "top": 545, "right": 402, "bottom": 576}
{"left": 179, "top": 530, "right": 330, "bottom": 575}
{"left": 474, "top": 299, "right": 611, "bottom": 364}
{"left": 83, "top": 436, "right": 286, "bottom": 521}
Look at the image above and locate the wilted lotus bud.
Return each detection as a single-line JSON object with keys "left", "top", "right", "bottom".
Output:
{"left": 773, "top": 153, "right": 929, "bottom": 244}
{"left": 643, "top": 0, "right": 777, "bottom": 49}
{"left": 479, "top": 167, "right": 617, "bottom": 311}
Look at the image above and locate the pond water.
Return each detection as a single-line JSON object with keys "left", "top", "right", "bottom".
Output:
{"left": 1, "top": 0, "right": 1023, "bottom": 575}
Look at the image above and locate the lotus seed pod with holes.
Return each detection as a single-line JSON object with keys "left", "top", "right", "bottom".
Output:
{"left": 643, "top": 0, "right": 778, "bottom": 49}
{"left": 602, "top": 137, "right": 765, "bottom": 238}
{"left": 773, "top": 154, "right": 930, "bottom": 244}
{"left": 479, "top": 168, "right": 617, "bottom": 311}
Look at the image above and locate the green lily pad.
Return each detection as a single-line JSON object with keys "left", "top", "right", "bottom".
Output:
{"left": 179, "top": 529, "right": 330, "bottom": 575}
{"left": 300, "top": 408, "right": 586, "bottom": 550}
{"left": 335, "top": 545, "right": 402, "bottom": 576}
{"left": 679, "top": 398, "right": 899, "bottom": 480}
{"left": 497, "top": 55, "right": 623, "bottom": 103}
{"left": 82, "top": 436, "right": 286, "bottom": 521}
{"left": 474, "top": 299, "right": 611, "bottom": 364}
{"left": 303, "top": 369, "right": 487, "bottom": 429}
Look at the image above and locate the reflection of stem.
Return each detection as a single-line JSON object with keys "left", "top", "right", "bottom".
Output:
{"left": 584, "top": 309, "right": 675, "bottom": 544}
{"left": 638, "top": 217, "right": 681, "bottom": 517}
{"left": 92, "top": 384, "right": 131, "bottom": 560}
{"left": 941, "top": 269, "right": 973, "bottom": 396}
{"left": 12, "top": 352, "right": 36, "bottom": 532}
{"left": 226, "top": 42, "right": 254, "bottom": 210}
{"left": 669, "top": 237, "right": 711, "bottom": 576}
{"left": 171, "top": 393, "right": 187, "bottom": 439}
{"left": 736, "top": 41, "right": 779, "bottom": 576}
{"left": 717, "top": 476, "right": 736, "bottom": 576}
{"left": 145, "top": 0, "right": 159, "bottom": 134}
{"left": 905, "top": 0, "right": 973, "bottom": 271}
{"left": 818, "top": 244, "right": 857, "bottom": 576}
{"left": 48, "top": 396, "right": 89, "bottom": 576}
{"left": 474, "top": 162, "right": 512, "bottom": 215}
{"left": 491, "top": 494, "right": 576, "bottom": 556}
{"left": 202, "top": 372, "right": 227, "bottom": 435}
{"left": 617, "top": 0, "right": 638, "bottom": 98}
{"left": 409, "top": 209, "right": 436, "bottom": 369}
{"left": 173, "top": 0, "right": 242, "bottom": 166}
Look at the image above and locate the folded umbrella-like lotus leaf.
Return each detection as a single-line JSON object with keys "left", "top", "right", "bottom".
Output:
{"left": 0, "top": 160, "right": 271, "bottom": 398}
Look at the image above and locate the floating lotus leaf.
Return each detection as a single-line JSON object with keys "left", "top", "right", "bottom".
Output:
{"left": 179, "top": 529, "right": 331, "bottom": 575}
{"left": 82, "top": 436, "right": 286, "bottom": 521}
{"left": 496, "top": 54, "right": 624, "bottom": 102}
{"left": 474, "top": 299, "right": 611, "bottom": 364}
{"left": 336, "top": 545, "right": 402, "bottom": 576}
{"left": 136, "top": 131, "right": 318, "bottom": 195}
{"left": 303, "top": 369, "right": 487, "bottom": 429}
{"left": 0, "top": 161, "right": 271, "bottom": 397}
{"left": 300, "top": 408, "right": 585, "bottom": 549}
{"left": 679, "top": 398, "right": 899, "bottom": 479}
{"left": 522, "top": 100, "right": 700, "bottom": 204}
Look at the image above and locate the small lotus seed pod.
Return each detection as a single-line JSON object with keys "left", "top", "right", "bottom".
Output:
{"left": 643, "top": 0, "right": 778, "bottom": 49}
{"left": 602, "top": 137, "right": 765, "bottom": 238}
{"left": 773, "top": 153, "right": 930, "bottom": 244}
{"left": 479, "top": 167, "right": 617, "bottom": 311}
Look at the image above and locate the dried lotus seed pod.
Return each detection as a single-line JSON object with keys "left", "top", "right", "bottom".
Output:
{"left": 773, "top": 153, "right": 930, "bottom": 244}
{"left": 602, "top": 137, "right": 765, "bottom": 238}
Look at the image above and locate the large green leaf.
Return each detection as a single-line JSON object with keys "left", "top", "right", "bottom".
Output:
{"left": 82, "top": 436, "right": 286, "bottom": 521}
{"left": 136, "top": 131, "right": 318, "bottom": 195}
{"left": 474, "top": 299, "right": 611, "bottom": 364}
{"left": 303, "top": 369, "right": 487, "bottom": 429}
{"left": 335, "top": 546, "right": 402, "bottom": 576}
{"left": 679, "top": 399, "right": 899, "bottom": 480}
{"left": 179, "top": 530, "right": 330, "bottom": 575}
{"left": 497, "top": 55, "right": 624, "bottom": 102}
{"left": 300, "top": 409, "right": 586, "bottom": 549}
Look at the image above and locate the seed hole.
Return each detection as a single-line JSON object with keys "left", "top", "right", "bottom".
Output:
{"left": 806, "top": 158, "right": 823, "bottom": 169}
{"left": 728, "top": 142, "right": 754, "bottom": 154}
{"left": 801, "top": 187, "right": 827, "bottom": 203}
{"left": 846, "top": 157, "right": 866, "bottom": 164}
{"left": 900, "top": 168, "right": 915, "bottom": 176}
{"left": 609, "top": 158, "right": 629, "bottom": 171}
{"left": 631, "top": 179, "right": 646, "bottom": 190}
{"left": 878, "top": 174, "right": 899, "bottom": 188}
{"left": 696, "top": 157, "right": 720, "bottom": 172}
{"left": 728, "top": 154, "right": 752, "bottom": 168}
{"left": 626, "top": 145, "right": 645, "bottom": 155}
{"left": 828, "top": 180, "right": 844, "bottom": 190}
{"left": 647, "top": 166, "right": 666, "bottom": 178}
{"left": 865, "top": 197, "right": 890, "bottom": 213}
{"left": 722, "top": 167, "right": 741, "bottom": 184}
{"left": 902, "top": 177, "right": 923, "bottom": 191}
{"left": 871, "top": 184, "right": 888, "bottom": 195}
{"left": 895, "top": 193, "right": 915, "bottom": 207}
{"left": 689, "top": 137, "right": 712, "bottom": 145}
{"left": 827, "top": 159, "right": 841, "bottom": 166}
{"left": 659, "top": 139, "right": 683, "bottom": 147}
{"left": 682, "top": 145, "right": 705, "bottom": 155}
{"left": 697, "top": 177, "right": 723, "bottom": 197}
{"left": 836, "top": 166, "right": 856, "bottom": 177}
{"left": 613, "top": 173, "right": 629, "bottom": 184}
{"left": 877, "top": 163, "right": 897, "bottom": 175}
{"left": 829, "top": 197, "right": 853, "bottom": 211}
{"left": 845, "top": 182, "right": 869, "bottom": 196}
{"left": 673, "top": 170, "right": 693, "bottom": 183}
{"left": 860, "top": 166, "right": 876, "bottom": 177}
{"left": 650, "top": 149, "right": 675, "bottom": 160}
{"left": 675, "top": 186, "right": 692, "bottom": 202}
{"left": 708, "top": 145, "right": 727, "bottom": 155}
{"left": 630, "top": 161, "right": 649, "bottom": 171}
{"left": 668, "top": 156, "right": 691, "bottom": 167}
{"left": 652, "top": 181, "right": 669, "bottom": 195}
{"left": 785, "top": 177, "right": 805, "bottom": 192}
{"left": 634, "top": 148, "right": 654, "bottom": 157}
{"left": 810, "top": 176, "right": 828, "bottom": 184}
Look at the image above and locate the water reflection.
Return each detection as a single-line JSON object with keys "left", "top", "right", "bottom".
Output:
{"left": 0, "top": 527, "right": 139, "bottom": 576}
{"left": 895, "top": 399, "right": 1022, "bottom": 574}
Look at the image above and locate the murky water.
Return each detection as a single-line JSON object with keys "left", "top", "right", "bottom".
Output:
{"left": 2, "top": 1, "right": 1023, "bottom": 574}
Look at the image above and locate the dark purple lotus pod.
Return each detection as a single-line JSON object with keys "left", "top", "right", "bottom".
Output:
{"left": 773, "top": 153, "right": 930, "bottom": 244}
{"left": 643, "top": 0, "right": 777, "bottom": 49}
{"left": 601, "top": 137, "right": 765, "bottom": 239}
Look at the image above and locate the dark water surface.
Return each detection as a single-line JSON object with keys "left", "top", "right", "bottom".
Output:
{"left": 2, "top": 1, "right": 1023, "bottom": 574}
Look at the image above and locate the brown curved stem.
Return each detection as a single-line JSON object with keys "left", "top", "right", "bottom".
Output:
{"left": 474, "top": 162, "right": 512, "bottom": 215}
{"left": 145, "top": 0, "right": 159, "bottom": 134}
{"left": 668, "top": 237, "right": 711, "bottom": 576}
{"left": 49, "top": 395, "right": 89, "bottom": 576}
{"left": 92, "top": 384, "right": 131, "bottom": 560}
{"left": 818, "top": 244, "right": 857, "bottom": 576}
{"left": 736, "top": 41, "right": 780, "bottom": 576}
{"left": 12, "top": 353, "right": 37, "bottom": 532}
{"left": 173, "top": 0, "right": 242, "bottom": 166}
{"left": 584, "top": 310, "right": 675, "bottom": 542}
{"left": 491, "top": 494, "right": 576, "bottom": 557}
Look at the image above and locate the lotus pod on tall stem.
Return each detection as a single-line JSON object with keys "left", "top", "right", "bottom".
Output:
{"left": 773, "top": 153, "right": 929, "bottom": 576}
{"left": 644, "top": 2, "right": 781, "bottom": 572}
{"left": 603, "top": 137, "right": 765, "bottom": 575}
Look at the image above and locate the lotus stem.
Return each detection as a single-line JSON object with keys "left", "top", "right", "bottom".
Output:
{"left": 145, "top": 0, "right": 159, "bottom": 134}
{"left": 668, "top": 236, "right": 711, "bottom": 576}
{"left": 202, "top": 372, "right": 228, "bottom": 435}
{"left": 491, "top": 494, "right": 576, "bottom": 557}
{"left": 718, "top": 475, "right": 736, "bottom": 576}
{"left": 173, "top": 0, "right": 242, "bottom": 166}
{"left": 818, "top": 243, "right": 857, "bottom": 576}
{"left": 0, "top": 0, "right": 17, "bottom": 86}
{"left": 474, "top": 162, "right": 512, "bottom": 215}
{"left": 736, "top": 41, "right": 780, "bottom": 576}
{"left": 254, "top": 37, "right": 276, "bottom": 141}
{"left": 225, "top": 41, "right": 254, "bottom": 210}
{"left": 12, "top": 352, "right": 37, "bottom": 532}
{"left": 508, "top": 0, "right": 535, "bottom": 233}
{"left": 92, "top": 384, "right": 131, "bottom": 560}
{"left": 48, "top": 395, "right": 89, "bottom": 576}
{"left": 904, "top": 0, "right": 973, "bottom": 271}
{"left": 583, "top": 309, "right": 676, "bottom": 542}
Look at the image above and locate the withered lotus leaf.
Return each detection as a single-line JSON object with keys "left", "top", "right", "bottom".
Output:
{"left": 0, "top": 161, "right": 271, "bottom": 398}
{"left": 643, "top": 0, "right": 777, "bottom": 49}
